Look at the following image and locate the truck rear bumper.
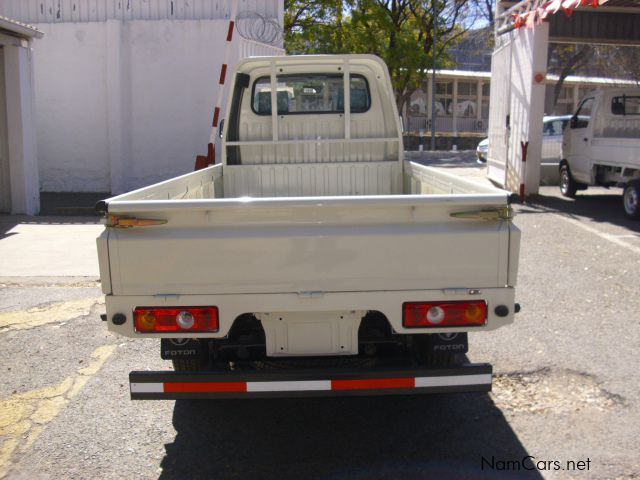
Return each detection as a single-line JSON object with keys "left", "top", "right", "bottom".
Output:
{"left": 129, "top": 363, "right": 492, "bottom": 399}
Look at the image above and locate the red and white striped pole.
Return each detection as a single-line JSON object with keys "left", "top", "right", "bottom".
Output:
{"left": 195, "top": 3, "right": 238, "bottom": 170}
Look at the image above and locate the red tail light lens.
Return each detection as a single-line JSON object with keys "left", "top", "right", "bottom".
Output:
{"left": 403, "top": 301, "right": 487, "bottom": 328}
{"left": 134, "top": 307, "right": 219, "bottom": 333}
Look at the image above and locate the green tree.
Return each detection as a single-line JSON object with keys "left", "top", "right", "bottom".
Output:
{"left": 285, "top": 1, "right": 472, "bottom": 113}
{"left": 285, "top": 1, "right": 347, "bottom": 54}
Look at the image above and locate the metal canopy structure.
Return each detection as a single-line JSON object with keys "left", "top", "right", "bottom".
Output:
{"left": 486, "top": 0, "right": 640, "bottom": 197}
{"left": 499, "top": 0, "right": 640, "bottom": 44}
{"left": 0, "top": 15, "right": 43, "bottom": 39}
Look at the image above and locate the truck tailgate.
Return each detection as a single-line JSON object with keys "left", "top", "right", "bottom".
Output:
{"left": 105, "top": 194, "right": 516, "bottom": 296}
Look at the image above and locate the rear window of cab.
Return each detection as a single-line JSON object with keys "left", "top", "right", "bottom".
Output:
{"left": 252, "top": 74, "right": 371, "bottom": 115}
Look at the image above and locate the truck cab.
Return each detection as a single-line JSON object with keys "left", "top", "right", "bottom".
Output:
{"left": 561, "top": 88, "right": 640, "bottom": 218}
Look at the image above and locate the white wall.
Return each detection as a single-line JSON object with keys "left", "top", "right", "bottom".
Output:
{"left": 32, "top": 19, "right": 282, "bottom": 193}
{"left": 122, "top": 19, "right": 228, "bottom": 192}
{"left": 34, "top": 23, "right": 110, "bottom": 192}
{"left": 0, "top": 0, "right": 280, "bottom": 24}
{"left": 1, "top": 39, "right": 41, "bottom": 214}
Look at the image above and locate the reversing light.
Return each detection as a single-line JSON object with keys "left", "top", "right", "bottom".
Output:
{"left": 134, "top": 307, "right": 219, "bottom": 333}
{"left": 426, "top": 306, "right": 445, "bottom": 324}
{"left": 176, "top": 311, "right": 195, "bottom": 329}
{"left": 403, "top": 301, "right": 487, "bottom": 328}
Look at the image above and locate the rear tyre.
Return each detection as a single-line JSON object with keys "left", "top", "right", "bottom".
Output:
{"left": 623, "top": 180, "right": 640, "bottom": 219}
{"left": 560, "top": 164, "right": 577, "bottom": 198}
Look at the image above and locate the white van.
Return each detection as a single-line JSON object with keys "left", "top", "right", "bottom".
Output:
{"left": 561, "top": 88, "right": 640, "bottom": 218}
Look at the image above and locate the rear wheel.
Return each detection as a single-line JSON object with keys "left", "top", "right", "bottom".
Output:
{"left": 623, "top": 180, "right": 640, "bottom": 219}
{"left": 560, "top": 164, "right": 577, "bottom": 198}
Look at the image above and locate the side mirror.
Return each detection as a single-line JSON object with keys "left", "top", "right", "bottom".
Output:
{"left": 571, "top": 115, "right": 589, "bottom": 129}
{"left": 218, "top": 119, "right": 225, "bottom": 138}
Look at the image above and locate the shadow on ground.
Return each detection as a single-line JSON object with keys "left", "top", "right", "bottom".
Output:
{"left": 522, "top": 188, "right": 640, "bottom": 233}
{"left": 0, "top": 217, "right": 19, "bottom": 240}
{"left": 160, "top": 393, "right": 540, "bottom": 480}
{"left": 39, "top": 192, "right": 109, "bottom": 216}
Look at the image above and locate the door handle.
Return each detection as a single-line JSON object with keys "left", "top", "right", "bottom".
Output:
{"left": 583, "top": 137, "right": 589, "bottom": 142}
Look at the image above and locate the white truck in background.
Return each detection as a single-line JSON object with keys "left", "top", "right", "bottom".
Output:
{"left": 96, "top": 55, "right": 521, "bottom": 399}
{"left": 560, "top": 88, "right": 640, "bottom": 219}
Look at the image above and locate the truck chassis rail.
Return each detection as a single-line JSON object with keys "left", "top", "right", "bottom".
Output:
{"left": 130, "top": 363, "right": 492, "bottom": 399}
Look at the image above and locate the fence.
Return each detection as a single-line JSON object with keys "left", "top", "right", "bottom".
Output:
{"left": 405, "top": 115, "right": 488, "bottom": 134}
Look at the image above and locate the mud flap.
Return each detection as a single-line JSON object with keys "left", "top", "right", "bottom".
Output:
{"left": 427, "top": 332, "right": 468, "bottom": 354}
{"left": 160, "top": 338, "right": 203, "bottom": 360}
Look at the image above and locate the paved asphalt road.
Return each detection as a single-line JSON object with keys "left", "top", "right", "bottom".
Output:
{"left": 1, "top": 155, "right": 639, "bottom": 479}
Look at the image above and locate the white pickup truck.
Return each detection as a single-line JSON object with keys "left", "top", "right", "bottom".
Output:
{"left": 96, "top": 55, "right": 521, "bottom": 399}
{"left": 560, "top": 88, "right": 640, "bottom": 219}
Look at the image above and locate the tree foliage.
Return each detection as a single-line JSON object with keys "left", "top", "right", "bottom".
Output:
{"left": 284, "top": 1, "right": 475, "bottom": 113}
{"left": 547, "top": 44, "right": 593, "bottom": 106}
{"left": 547, "top": 43, "right": 640, "bottom": 112}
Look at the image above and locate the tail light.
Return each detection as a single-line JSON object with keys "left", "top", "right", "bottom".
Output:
{"left": 134, "top": 307, "right": 219, "bottom": 333}
{"left": 403, "top": 301, "right": 487, "bottom": 328}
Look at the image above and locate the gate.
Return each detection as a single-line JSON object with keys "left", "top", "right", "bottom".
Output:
{"left": 486, "top": 33, "right": 513, "bottom": 189}
{"left": 486, "top": 23, "right": 548, "bottom": 196}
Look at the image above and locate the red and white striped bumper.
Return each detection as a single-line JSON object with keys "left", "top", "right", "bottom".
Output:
{"left": 129, "top": 364, "right": 492, "bottom": 399}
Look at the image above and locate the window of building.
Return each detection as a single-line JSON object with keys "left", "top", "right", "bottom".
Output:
{"left": 435, "top": 81, "right": 453, "bottom": 95}
{"left": 481, "top": 82, "right": 490, "bottom": 119}
{"left": 435, "top": 81, "right": 453, "bottom": 116}
{"left": 408, "top": 88, "right": 426, "bottom": 115}
{"left": 456, "top": 81, "right": 477, "bottom": 117}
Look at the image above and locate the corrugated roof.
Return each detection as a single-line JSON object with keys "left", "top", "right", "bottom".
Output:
{"left": 0, "top": 15, "right": 43, "bottom": 39}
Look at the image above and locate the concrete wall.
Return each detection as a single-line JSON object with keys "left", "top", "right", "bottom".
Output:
{"left": 0, "top": 36, "right": 41, "bottom": 214}
{"left": 33, "top": 19, "right": 269, "bottom": 193}
{"left": 34, "top": 23, "right": 109, "bottom": 192}
{"left": 0, "top": 0, "right": 281, "bottom": 24}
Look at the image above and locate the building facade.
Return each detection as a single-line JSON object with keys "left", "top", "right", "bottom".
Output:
{"left": 0, "top": 0, "right": 284, "bottom": 195}
{"left": 404, "top": 70, "right": 637, "bottom": 137}
{"left": 0, "top": 16, "right": 42, "bottom": 214}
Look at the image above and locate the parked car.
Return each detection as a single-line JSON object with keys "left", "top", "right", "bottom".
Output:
{"left": 540, "top": 115, "right": 572, "bottom": 185}
{"left": 476, "top": 138, "right": 489, "bottom": 163}
{"left": 476, "top": 115, "right": 572, "bottom": 185}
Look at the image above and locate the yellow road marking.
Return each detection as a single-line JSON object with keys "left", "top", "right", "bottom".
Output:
{"left": 0, "top": 345, "right": 116, "bottom": 478}
{"left": 0, "top": 297, "right": 104, "bottom": 333}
